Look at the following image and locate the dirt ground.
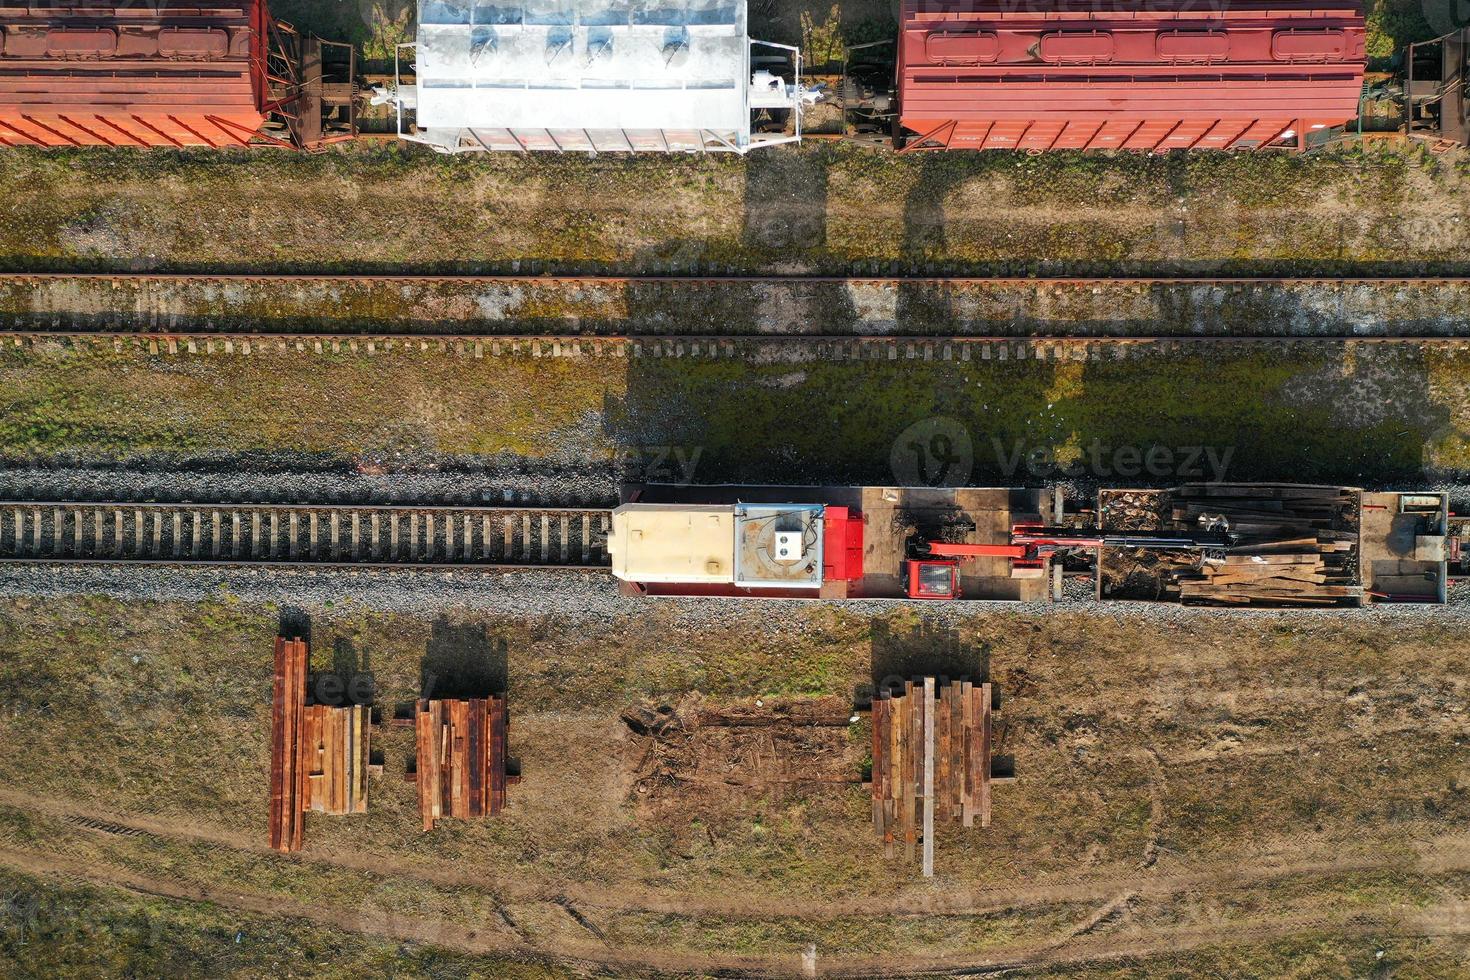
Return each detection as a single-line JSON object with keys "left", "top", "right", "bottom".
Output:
{"left": 0, "top": 596, "right": 1467, "bottom": 976}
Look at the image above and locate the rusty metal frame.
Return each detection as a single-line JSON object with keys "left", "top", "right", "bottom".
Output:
{"left": 898, "top": 118, "right": 958, "bottom": 153}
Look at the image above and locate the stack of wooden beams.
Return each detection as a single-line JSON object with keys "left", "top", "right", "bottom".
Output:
{"left": 269, "top": 637, "right": 308, "bottom": 853}
{"left": 1170, "top": 485, "right": 1361, "bottom": 606}
{"left": 870, "top": 678, "right": 992, "bottom": 878}
{"left": 302, "top": 704, "right": 372, "bottom": 816}
{"left": 415, "top": 698, "right": 508, "bottom": 831}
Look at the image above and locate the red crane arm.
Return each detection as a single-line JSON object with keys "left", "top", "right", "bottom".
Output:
{"left": 925, "top": 542, "right": 1029, "bottom": 559}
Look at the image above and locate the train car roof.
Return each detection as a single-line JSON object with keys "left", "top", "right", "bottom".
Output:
{"left": 413, "top": 0, "right": 748, "bottom": 133}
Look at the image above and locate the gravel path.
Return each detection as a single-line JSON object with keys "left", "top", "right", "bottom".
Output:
{"left": 0, "top": 461, "right": 617, "bottom": 507}
{"left": 0, "top": 466, "right": 1464, "bottom": 511}
{"left": 0, "top": 563, "right": 1465, "bottom": 628}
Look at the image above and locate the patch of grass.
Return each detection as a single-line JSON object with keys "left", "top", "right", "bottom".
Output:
{"left": 3, "top": 144, "right": 1470, "bottom": 276}
{"left": 3, "top": 340, "right": 1467, "bottom": 482}
{"left": 0, "top": 867, "right": 566, "bottom": 980}
{"left": 0, "top": 343, "right": 616, "bottom": 460}
{"left": 1, "top": 599, "right": 1468, "bottom": 969}
{"left": 616, "top": 345, "right": 1454, "bottom": 485}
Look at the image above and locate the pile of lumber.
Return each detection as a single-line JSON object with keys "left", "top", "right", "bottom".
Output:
{"left": 415, "top": 698, "right": 508, "bottom": 831}
{"left": 269, "top": 637, "right": 308, "bottom": 852}
{"left": 1170, "top": 485, "right": 1362, "bottom": 607}
{"left": 870, "top": 678, "right": 993, "bottom": 878}
{"left": 270, "top": 637, "right": 379, "bottom": 852}
{"left": 302, "top": 703, "right": 373, "bottom": 816}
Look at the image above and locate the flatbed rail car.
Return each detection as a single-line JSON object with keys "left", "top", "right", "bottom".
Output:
{"left": 610, "top": 484, "right": 1449, "bottom": 607}
{"left": 0, "top": 0, "right": 355, "bottom": 148}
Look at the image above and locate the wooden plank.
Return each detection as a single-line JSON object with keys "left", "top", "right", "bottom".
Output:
{"left": 299, "top": 703, "right": 312, "bottom": 813}
{"left": 490, "top": 696, "right": 507, "bottom": 815}
{"left": 884, "top": 689, "right": 897, "bottom": 856}
{"left": 416, "top": 701, "right": 434, "bottom": 831}
{"left": 347, "top": 706, "right": 358, "bottom": 815}
{"left": 268, "top": 638, "right": 286, "bottom": 851}
{"left": 286, "top": 639, "right": 307, "bottom": 851}
{"left": 934, "top": 682, "right": 949, "bottom": 827}
{"left": 332, "top": 703, "right": 345, "bottom": 814}
{"left": 887, "top": 688, "right": 901, "bottom": 806}
{"left": 305, "top": 705, "right": 320, "bottom": 812}
{"left": 434, "top": 701, "right": 447, "bottom": 823}
{"left": 450, "top": 700, "right": 468, "bottom": 819}
{"left": 467, "top": 699, "right": 484, "bottom": 818}
{"left": 358, "top": 704, "right": 371, "bottom": 814}
{"left": 870, "top": 696, "right": 885, "bottom": 835}
{"left": 960, "top": 680, "right": 974, "bottom": 827}
{"left": 439, "top": 707, "right": 452, "bottom": 821}
{"left": 460, "top": 700, "right": 473, "bottom": 818}
{"left": 346, "top": 706, "right": 357, "bottom": 814}
{"left": 479, "top": 698, "right": 492, "bottom": 815}
{"left": 979, "top": 683, "right": 992, "bottom": 829}
{"left": 922, "top": 677, "right": 935, "bottom": 879}
{"left": 950, "top": 681, "right": 964, "bottom": 819}
{"left": 319, "top": 703, "right": 332, "bottom": 815}
{"left": 893, "top": 681, "right": 905, "bottom": 858}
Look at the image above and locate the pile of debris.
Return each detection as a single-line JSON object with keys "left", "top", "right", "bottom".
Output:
{"left": 301, "top": 703, "right": 374, "bottom": 816}
{"left": 413, "top": 698, "right": 509, "bottom": 830}
{"left": 623, "top": 697, "right": 858, "bottom": 813}
{"left": 870, "top": 678, "right": 995, "bottom": 878}
{"left": 1171, "top": 485, "right": 1360, "bottom": 606}
{"left": 269, "top": 637, "right": 379, "bottom": 852}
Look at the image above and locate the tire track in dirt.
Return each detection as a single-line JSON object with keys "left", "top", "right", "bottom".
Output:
{"left": 5, "top": 785, "right": 1470, "bottom": 925}
{"left": 4, "top": 843, "right": 1469, "bottom": 980}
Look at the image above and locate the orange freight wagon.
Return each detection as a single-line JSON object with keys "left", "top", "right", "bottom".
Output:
{"left": 898, "top": 0, "right": 1367, "bottom": 153}
{"left": 0, "top": 0, "right": 353, "bottom": 149}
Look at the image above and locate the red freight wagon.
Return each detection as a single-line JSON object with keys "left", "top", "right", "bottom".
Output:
{"left": 0, "top": 0, "right": 353, "bottom": 149}
{"left": 897, "top": 0, "right": 1366, "bottom": 152}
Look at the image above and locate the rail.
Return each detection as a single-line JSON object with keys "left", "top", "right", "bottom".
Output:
{"left": 0, "top": 502, "right": 613, "bottom": 569}
{"left": 6, "top": 272, "right": 1470, "bottom": 285}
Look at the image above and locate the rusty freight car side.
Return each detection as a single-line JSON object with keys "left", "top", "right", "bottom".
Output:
{"left": 0, "top": 0, "right": 354, "bottom": 149}
{"left": 897, "top": 0, "right": 1367, "bottom": 153}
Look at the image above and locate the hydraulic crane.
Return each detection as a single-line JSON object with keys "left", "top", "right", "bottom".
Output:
{"left": 904, "top": 524, "right": 1235, "bottom": 599}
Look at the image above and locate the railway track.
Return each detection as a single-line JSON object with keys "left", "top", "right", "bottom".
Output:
{"left": 7, "top": 272, "right": 1470, "bottom": 284}
{"left": 6, "top": 271, "right": 1470, "bottom": 348}
{"left": 0, "top": 502, "right": 613, "bottom": 569}
{"left": 8, "top": 333, "right": 1470, "bottom": 366}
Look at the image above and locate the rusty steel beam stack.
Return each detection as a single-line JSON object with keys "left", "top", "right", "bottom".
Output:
{"left": 415, "top": 698, "right": 508, "bottom": 831}
{"left": 871, "top": 677, "right": 993, "bottom": 878}
{"left": 268, "top": 636, "right": 308, "bottom": 852}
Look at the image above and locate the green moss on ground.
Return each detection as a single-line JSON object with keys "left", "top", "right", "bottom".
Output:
{"left": 4, "top": 144, "right": 1469, "bottom": 276}
{"left": 616, "top": 346, "right": 1452, "bottom": 485}
{"left": 2, "top": 342, "right": 1464, "bottom": 483}
{"left": 0, "top": 343, "right": 615, "bottom": 459}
